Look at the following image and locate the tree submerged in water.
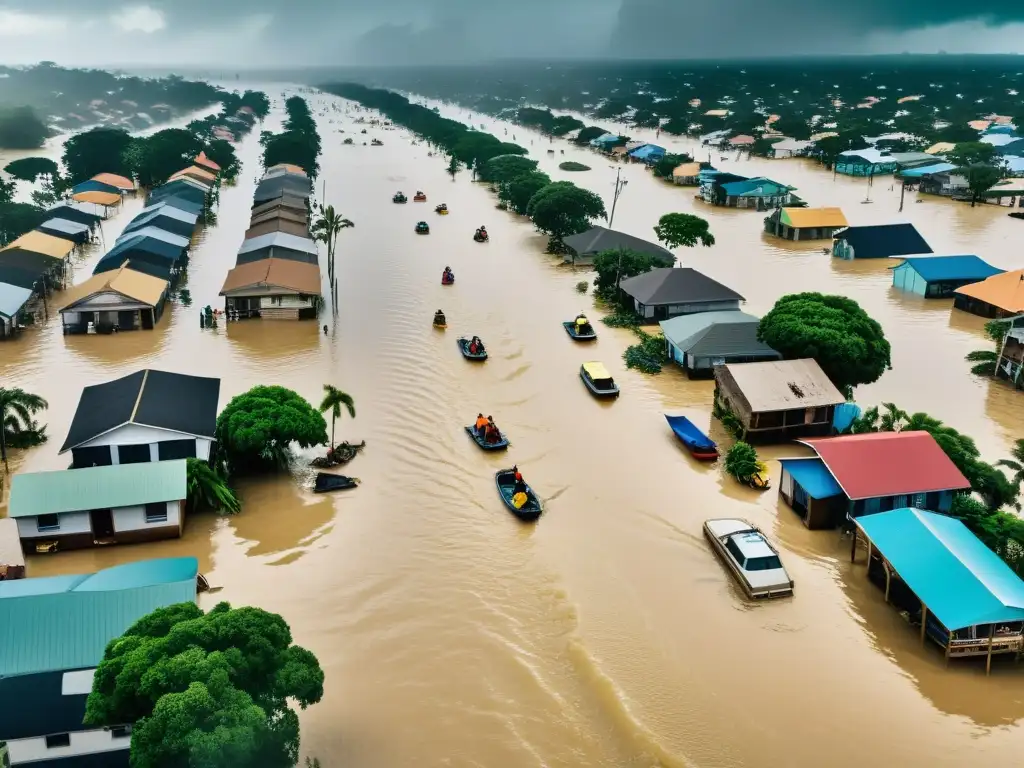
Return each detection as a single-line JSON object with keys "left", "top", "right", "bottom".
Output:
{"left": 0, "top": 387, "right": 49, "bottom": 471}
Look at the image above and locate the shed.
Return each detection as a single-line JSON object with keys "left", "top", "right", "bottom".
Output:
{"left": 890, "top": 256, "right": 1004, "bottom": 298}
{"left": 235, "top": 245, "right": 318, "bottom": 266}
{"left": 619, "top": 267, "right": 744, "bottom": 322}
{"left": 764, "top": 207, "right": 848, "bottom": 241}
{"left": 770, "top": 139, "right": 812, "bottom": 158}
{"left": 71, "top": 179, "right": 121, "bottom": 196}
{"left": 90, "top": 172, "right": 134, "bottom": 191}
{"left": 852, "top": 509, "right": 1024, "bottom": 669}
{"left": 953, "top": 269, "right": 1024, "bottom": 318}
{"left": 148, "top": 194, "right": 203, "bottom": 215}
{"left": 95, "top": 236, "right": 185, "bottom": 281}
{"left": 888, "top": 151, "right": 942, "bottom": 169}
{"left": 778, "top": 458, "right": 845, "bottom": 529}
{"left": 660, "top": 310, "right": 780, "bottom": 377}
{"left": 245, "top": 218, "right": 311, "bottom": 241}
{"left": 72, "top": 190, "right": 121, "bottom": 207}
{"left": 251, "top": 195, "right": 308, "bottom": 218}
{"left": 58, "top": 264, "right": 169, "bottom": 333}
{"left": 0, "top": 249, "right": 64, "bottom": 288}
{"left": 220, "top": 258, "right": 322, "bottom": 320}
{"left": 253, "top": 176, "right": 313, "bottom": 204}
{"left": 925, "top": 142, "right": 956, "bottom": 155}
{"left": 123, "top": 207, "right": 198, "bottom": 239}
{"left": 798, "top": 431, "right": 969, "bottom": 521}
{"left": 3, "top": 230, "right": 76, "bottom": 260}
{"left": 899, "top": 161, "right": 957, "bottom": 179}
{"left": 672, "top": 162, "right": 702, "bottom": 185}
{"left": 835, "top": 148, "right": 897, "bottom": 176}
{"left": 0, "top": 557, "right": 199, "bottom": 677}
{"left": 117, "top": 226, "right": 189, "bottom": 250}
{"left": 43, "top": 202, "right": 103, "bottom": 227}
{"left": 238, "top": 231, "right": 318, "bottom": 257}
{"left": 9, "top": 460, "right": 188, "bottom": 550}
{"left": 148, "top": 180, "right": 206, "bottom": 206}
{"left": 36, "top": 218, "right": 91, "bottom": 245}
{"left": 250, "top": 208, "right": 309, "bottom": 229}
{"left": 714, "top": 177, "right": 795, "bottom": 209}
{"left": 629, "top": 144, "right": 666, "bottom": 163}
{"left": 60, "top": 368, "right": 220, "bottom": 467}
{"left": 0, "top": 282, "right": 33, "bottom": 337}
{"left": 832, "top": 223, "right": 933, "bottom": 260}
{"left": 713, "top": 358, "right": 845, "bottom": 444}
{"left": 561, "top": 225, "right": 675, "bottom": 266}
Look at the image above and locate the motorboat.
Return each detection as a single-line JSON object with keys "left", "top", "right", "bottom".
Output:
{"left": 393, "top": 192, "right": 407, "bottom": 203}
{"left": 665, "top": 414, "right": 718, "bottom": 460}
{"left": 563, "top": 317, "right": 596, "bottom": 341}
{"left": 415, "top": 221, "right": 430, "bottom": 234}
{"left": 580, "top": 361, "right": 619, "bottom": 398}
{"left": 457, "top": 337, "right": 487, "bottom": 361}
{"left": 495, "top": 468, "right": 542, "bottom": 522}
{"left": 465, "top": 424, "right": 509, "bottom": 451}
{"left": 414, "top": 191, "right": 427, "bottom": 202}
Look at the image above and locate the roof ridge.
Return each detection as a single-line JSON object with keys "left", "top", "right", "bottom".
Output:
{"left": 130, "top": 369, "right": 150, "bottom": 423}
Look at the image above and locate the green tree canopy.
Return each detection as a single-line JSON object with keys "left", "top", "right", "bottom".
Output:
{"left": 757, "top": 293, "right": 891, "bottom": 394}
{"left": 126, "top": 128, "right": 205, "bottom": 187}
{"left": 653, "top": 212, "right": 715, "bottom": 249}
{"left": 240, "top": 90, "right": 271, "bottom": 119}
{"left": 526, "top": 181, "right": 606, "bottom": 246}
{"left": 935, "top": 123, "right": 983, "bottom": 144}
{"left": 652, "top": 152, "right": 693, "bottom": 179}
{"left": 3, "top": 156, "right": 59, "bottom": 182}
{"left": 961, "top": 163, "right": 1004, "bottom": 207}
{"left": 203, "top": 139, "right": 240, "bottom": 181}
{"left": 551, "top": 115, "right": 585, "bottom": 136}
{"left": 516, "top": 107, "right": 556, "bottom": 133}
{"left": 661, "top": 118, "right": 692, "bottom": 136}
{"left": 499, "top": 171, "right": 551, "bottom": 215}
{"left": 0, "top": 386, "right": 48, "bottom": 470}
{"left": 592, "top": 248, "right": 663, "bottom": 299}
{"left": 185, "top": 458, "right": 240, "bottom": 515}
{"left": 62, "top": 127, "right": 134, "bottom": 183}
{"left": 479, "top": 154, "right": 538, "bottom": 184}
{"left": 84, "top": 601, "right": 324, "bottom": 768}
{"left": 0, "top": 202, "right": 49, "bottom": 246}
{"left": 724, "top": 442, "right": 761, "bottom": 480}
{"left": 574, "top": 126, "right": 608, "bottom": 145}
{"left": 948, "top": 141, "right": 998, "bottom": 168}
{"left": 215, "top": 385, "right": 328, "bottom": 474}
{"left": 0, "top": 106, "right": 49, "bottom": 149}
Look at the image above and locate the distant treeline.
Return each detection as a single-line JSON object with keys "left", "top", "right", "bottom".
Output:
{"left": 260, "top": 96, "right": 321, "bottom": 177}
{"left": 0, "top": 63, "right": 232, "bottom": 149}
{"left": 329, "top": 57, "right": 1024, "bottom": 148}
{"left": 321, "top": 82, "right": 527, "bottom": 170}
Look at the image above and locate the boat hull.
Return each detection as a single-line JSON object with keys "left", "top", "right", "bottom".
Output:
{"left": 457, "top": 338, "right": 488, "bottom": 361}
{"left": 580, "top": 372, "right": 619, "bottom": 398}
{"left": 465, "top": 425, "right": 509, "bottom": 451}
{"left": 495, "top": 469, "right": 542, "bottom": 522}
{"left": 563, "top": 321, "right": 597, "bottom": 341}
{"left": 313, "top": 473, "right": 359, "bottom": 493}
{"left": 665, "top": 414, "right": 719, "bottom": 460}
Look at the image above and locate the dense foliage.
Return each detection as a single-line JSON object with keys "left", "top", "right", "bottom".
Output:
{"left": 652, "top": 153, "right": 692, "bottom": 180}
{"left": 592, "top": 248, "right": 667, "bottom": 300}
{"left": 724, "top": 442, "right": 763, "bottom": 481}
{"left": 0, "top": 202, "right": 49, "bottom": 246}
{"left": 479, "top": 154, "right": 538, "bottom": 184}
{"left": 757, "top": 293, "right": 891, "bottom": 395}
{"left": 3, "top": 156, "right": 59, "bottom": 182}
{"left": 124, "top": 128, "right": 204, "bottom": 188}
{"left": 0, "top": 387, "right": 48, "bottom": 470}
{"left": 0, "top": 106, "right": 49, "bottom": 149}
{"left": 215, "top": 385, "right": 328, "bottom": 474}
{"left": 653, "top": 213, "right": 715, "bottom": 250}
{"left": 525, "top": 181, "right": 606, "bottom": 247}
{"left": 62, "top": 127, "right": 135, "bottom": 183}
{"left": 84, "top": 602, "right": 324, "bottom": 768}
{"left": 498, "top": 170, "right": 551, "bottom": 215}
{"left": 558, "top": 161, "right": 591, "bottom": 171}
{"left": 185, "top": 458, "right": 240, "bottom": 515}
{"left": 623, "top": 330, "right": 665, "bottom": 374}
{"left": 261, "top": 96, "right": 321, "bottom": 177}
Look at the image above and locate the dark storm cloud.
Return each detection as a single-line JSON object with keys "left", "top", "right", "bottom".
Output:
{"left": 1, "top": 0, "right": 1023, "bottom": 65}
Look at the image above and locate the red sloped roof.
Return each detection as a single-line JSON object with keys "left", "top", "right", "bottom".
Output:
{"left": 799, "top": 432, "right": 970, "bottom": 500}
{"left": 194, "top": 151, "right": 221, "bottom": 172}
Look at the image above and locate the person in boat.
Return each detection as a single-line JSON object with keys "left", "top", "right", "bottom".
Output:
{"left": 575, "top": 313, "right": 589, "bottom": 334}
{"left": 469, "top": 335, "right": 485, "bottom": 354}
{"left": 512, "top": 468, "right": 528, "bottom": 497}
{"left": 475, "top": 413, "right": 488, "bottom": 437}
{"left": 443, "top": 266, "right": 454, "bottom": 282}
{"left": 434, "top": 309, "right": 446, "bottom": 325}
{"left": 479, "top": 226, "right": 487, "bottom": 237}
{"left": 485, "top": 415, "right": 500, "bottom": 443}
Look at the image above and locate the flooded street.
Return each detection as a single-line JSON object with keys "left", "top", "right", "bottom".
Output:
{"left": 3, "top": 84, "right": 1024, "bottom": 767}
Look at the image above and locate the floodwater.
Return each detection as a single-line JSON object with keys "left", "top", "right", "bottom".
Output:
{"left": 3, "top": 84, "right": 1024, "bottom": 767}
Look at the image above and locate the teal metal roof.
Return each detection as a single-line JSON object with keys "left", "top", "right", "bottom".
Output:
{"left": 856, "top": 509, "right": 1024, "bottom": 631}
{"left": 0, "top": 557, "right": 198, "bottom": 676}
{"left": 8, "top": 459, "right": 187, "bottom": 518}
{"left": 780, "top": 458, "right": 844, "bottom": 499}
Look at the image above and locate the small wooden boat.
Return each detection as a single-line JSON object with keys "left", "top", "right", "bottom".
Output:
{"left": 415, "top": 221, "right": 430, "bottom": 234}
{"left": 457, "top": 337, "right": 487, "bottom": 361}
{"left": 313, "top": 473, "right": 360, "bottom": 493}
{"left": 563, "top": 320, "right": 597, "bottom": 341}
{"left": 371, "top": 138, "right": 384, "bottom": 146}
{"left": 414, "top": 191, "right": 427, "bottom": 202}
{"left": 393, "top": 192, "right": 407, "bottom": 203}
{"left": 464, "top": 425, "right": 509, "bottom": 451}
{"left": 473, "top": 231, "right": 489, "bottom": 243}
{"left": 665, "top": 414, "right": 718, "bottom": 460}
{"left": 433, "top": 313, "right": 447, "bottom": 329}
{"left": 495, "top": 469, "right": 543, "bottom": 522}
{"left": 703, "top": 518, "right": 793, "bottom": 599}
{"left": 580, "top": 361, "right": 619, "bottom": 398}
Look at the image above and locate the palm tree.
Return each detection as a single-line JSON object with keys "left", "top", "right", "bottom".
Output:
{"left": 0, "top": 387, "right": 48, "bottom": 472}
{"left": 447, "top": 156, "right": 460, "bottom": 179}
{"left": 878, "top": 402, "right": 908, "bottom": 432}
{"left": 997, "top": 439, "right": 1024, "bottom": 510}
{"left": 185, "top": 458, "right": 241, "bottom": 514}
{"left": 310, "top": 204, "right": 354, "bottom": 295}
{"left": 318, "top": 385, "right": 355, "bottom": 451}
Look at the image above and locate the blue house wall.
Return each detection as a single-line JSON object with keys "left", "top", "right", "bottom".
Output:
{"left": 891, "top": 262, "right": 928, "bottom": 296}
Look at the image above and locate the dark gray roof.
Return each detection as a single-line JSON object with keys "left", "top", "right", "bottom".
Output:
{"left": 563, "top": 226, "right": 675, "bottom": 263}
{"left": 834, "top": 223, "right": 933, "bottom": 259}
{"left": 619, "top": 267, "right": 744, "bottom": 305}
{"left": 60, "top": 369, "right": 220, "bottom": 453}
{"left": 687, "top": 322, "right": 781, "bottom": 358}
{"left": 0, "top": 670, "right": 90, "bottom": 740}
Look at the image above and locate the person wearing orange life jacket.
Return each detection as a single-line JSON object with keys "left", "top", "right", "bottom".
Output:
{"left": 475, "top": 413, "right": 488, "bottom": 437}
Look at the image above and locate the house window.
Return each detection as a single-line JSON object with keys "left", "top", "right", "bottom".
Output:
{"left": 110, "top": 725, "right": 132, "bottom": 739}
{"left": 45, "top": 734, "right": 71, "bottom": 749}
{"left": 144, "top": 502, "right": 168, "bottom": 524}
{"left": 37, "top": 514, "right": 60, "bottom": 532}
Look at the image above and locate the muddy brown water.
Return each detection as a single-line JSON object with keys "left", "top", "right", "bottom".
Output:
{"left": 2, "top": 85, "right": 1024, "bottom": 767}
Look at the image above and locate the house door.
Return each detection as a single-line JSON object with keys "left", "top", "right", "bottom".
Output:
{"left": 90, "top": 509, "right": 114, "bottom": 538}
{"left": 141, "top": 310, "right": 154, "bottom": 330}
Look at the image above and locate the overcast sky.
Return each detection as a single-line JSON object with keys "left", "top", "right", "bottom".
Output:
{"left": 2, "top": 1, "right": 1024, "bottom": 66}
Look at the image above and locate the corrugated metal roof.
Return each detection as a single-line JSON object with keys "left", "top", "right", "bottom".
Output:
{"left": 0, "top": 557, "right": 198, "bottom": 676}
{"left": 799, "top": 432, "right": 970, "bottom": 500}
{"left": 834, "top": 223, "right": 933, "bottom": 259}
{"left": 9, "top": 459, "right": 187, "bottom": 517}
{"left": 856, "top": 509, "right": 1024, "bottom": 630}
{"left": 780, "top": 207, "right": 848, "bottom": 229}
{"left": 0, "top": 517, "right": 25, "bottom": 569}
{"left": 238, "top": 231, "right": 318, "bottom": 256}
{"left": 660, "top": 310, "right": 759, "bottom": 348}
{"left": 0, "top": 282, "right": 33, "bottom": 319}
{"left": 90, "top": 173, "right": 134, "bottom": 190}
{"left": 780, "top": 458, "right": 843, "bottom": 499}
{"left": 58, "top": 264, "right": 168, "bottom": 311}
{"left": 72, "top": 190, "right": 121, "bottom": 206}
{"left": 837, "top": 148, "right": 894, "bottom": 165}
{"left": 116, "top": 226, "right": 189, "bottom": 249}
{"left": 40, "top": 218, "right": 90, "bottom": 235}
{"left": 619, "top": 267, "right": 744, "bottom": 306}
{"left": 220, "top": 258, "right": 322, "bottom": 296}
{"left": 722, "top": 358, "right": 844, "bottom": 412}
{"left": 899, "top": 162, "right": 957, "bottom": 178}
{"left": 891, "top": 255, "right": 1003, "bottom": 283}
{"left": 955, "top": 269, "right": 1024, "bottom": 313}
{"left": 3, "top": 231, "right": 75, "bottom": 259}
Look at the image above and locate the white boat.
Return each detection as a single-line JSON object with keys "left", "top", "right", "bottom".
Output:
{"left": 703, "top": 518, "right": 793, "bottom": 599}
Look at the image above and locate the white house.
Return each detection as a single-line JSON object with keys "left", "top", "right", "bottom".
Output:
{"left": 9, "top": 460, "right": 188, "bottom": 550}
{"left": 60, "top": 369, "right": 220, "bottom": 468}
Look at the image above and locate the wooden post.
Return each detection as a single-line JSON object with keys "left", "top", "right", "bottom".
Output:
{"left": 850, "top": 526, "right": 858, "bottom": 563}
{"left": 945, "top": 632, "right": 952, "bottom": 666}
{"left": 920, "top": 605, "right": 928, "bottom": 645}
{"left": 884, "top": 561, "right": 891, "bottom": 603}
{"left": 987, "top": 624, "right": 996, "bottom": 676}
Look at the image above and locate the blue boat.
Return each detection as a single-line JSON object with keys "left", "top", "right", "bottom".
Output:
{"left": 665, "top": 414, "right": 719, "bottom": 460}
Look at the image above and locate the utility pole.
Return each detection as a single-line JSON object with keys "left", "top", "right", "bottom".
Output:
{"left": 899, "top": 180, "right": 906, "bottom": 213}
{"left": 607, "top": 166, "right": 628, "bottom": 229}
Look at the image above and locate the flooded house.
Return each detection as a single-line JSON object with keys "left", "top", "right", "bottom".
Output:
{"left": 994, "top": 314, "right": 1024, "bottom": 388}
{"left": 713, "top": 358, "right": 845, "bottom": 444}
{"left": 618, "top": 267, "right": 744, "bottom": 322}
{"left": 561, "top": 225, "right": 675, "bottom": 266}
{"left": 701, "top": 175, "right": 795, "bottom": 209}
{"left": 58, "top": 264, "right": 170, "bottom": 333}
{"left": 629, "top": 144, "right": 666, "bottom": 164}
{"left": 36, "top": 217, "right": 92, "bottom": 246}
{"left": 832, "top": 223, "right": 933, "bottom": 260}
{"left": 953, "top": 269, "right": 1024, "bottom": 318}
{"left": 251, "top": 195, "right": 310, "bottom": 221}
{"left": 769, "top": 138, "right": 813, "bottom": 158}
{"left": 244, "top": 217, "right": 311, "bottom": 241}
{"left": 0, "top": 517, "right": 26, "bottom": 580}
{"left": 764, "top": 207, "right": 848, "bottom": 240}
{"left": 93, "top": 235, "right": 185, "bottom": 282}
{"left": 671, "top": 162, "right": 703, "bottom": 185}
{"left": 0, "top": 283, "right": 33, "bottom": 338}
{"left": 220, "top": 258, "right": 322, "bottom": 319}
{"left": 889, "top": 255, "right": 1004, "bottom": 298}
{"left": 60, "top": 368, "right": 220, "bottom": 467}
{"left": 660, "top": 310, "right": 780, "bottom": 377}
{"left": 194, "top": 150, "right": 221, "bottom": 174}
{"left": 8, "top": 459, "right": 188, "bottom": 551}
{"left": 237, "top": 231, "right": 319, "bottom": 266}
{"left": 834, "top": 148, "right": 897, "bottom": 176}
{"left": 907, "top": 164, "right": 967, "bottom": 197}
{"left": 778, "top": 431, "right": 970, "bottom": 529}
{"left": 851, "top": 509, "right": 1024, "bottom": 672}
{"left": 0, "top": 557, "right": 199, "bottom": 766}
{"left": 123, "top": 203, "right": 199, "bottom": 239}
